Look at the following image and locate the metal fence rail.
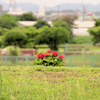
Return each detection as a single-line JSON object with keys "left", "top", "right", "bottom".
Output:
{"left": 64, "top": 56, "right": 100, "bottom": 67}
{"left": 0, "top": 56, "right": 100, "bottom": 67}
{"left": 0, "top": 56, "right": 37, "bottom": 66}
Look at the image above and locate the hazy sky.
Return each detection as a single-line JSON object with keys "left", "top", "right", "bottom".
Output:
{"left": 2, "top": 0, "right": 100, "bottom": 7}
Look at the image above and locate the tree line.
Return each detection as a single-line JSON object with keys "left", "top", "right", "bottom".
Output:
{"left": 0, "top": 12, "right": 77, "bottom": 50}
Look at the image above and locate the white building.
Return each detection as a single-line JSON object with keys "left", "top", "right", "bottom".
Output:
{"left": 73, "top": 21, "right": 95, "bottom": 36}
{"left": 18, "top": 21, "right": 53, "bottom": 27}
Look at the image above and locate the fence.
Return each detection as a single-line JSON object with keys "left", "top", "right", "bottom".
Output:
{"left": 64, "top": 56, "right": 100, "bottom": 67}
{"left": 0, "top": 56, "right": 37, "bottom": 66}
{"left": 0, "top": 56, "right": 100, "bottom": 67}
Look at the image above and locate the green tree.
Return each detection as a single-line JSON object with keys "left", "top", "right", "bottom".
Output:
{"left": 35, "top": 26, "right": 70, "bottom": 50}
{"left": 19, "top": 26, "right": 38, "bottom": 47}
{"left": 88, "top": 18, "right": 100, "bottom": 45}
{"left": 34, "top": 19, "right": 50, "bottom": 29}
{"left": 0, "top": 27, "right": 8, "bottom": 46}
{"left": 88, "top": 26, "right": 100, "bottom": 45}
{"left": 0, "top": 27, "right": 8, "bottom": 36}
{"left": 17, "top": 13, "right": 37, "bottom": 21}
{"left": 53, "top": 20, "right": 71, "bottom": 33}
{"left": 93, "top": 18, "right": 100, "bottom": 27}
{"left": 0, "top": 36, "right": 3, "bottom": 47}
{"left": 53, "top": 15, "right": 77, "bottom": 41}
{"left": 4, "top": 29, "right": 27, "bottom": 47}
{"left": 0, "top": 14, "right": 18, "bottom": 29}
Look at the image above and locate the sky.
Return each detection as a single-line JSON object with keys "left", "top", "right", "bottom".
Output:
{"left": 2, "top": 0, "right": 100, "bottom": 7}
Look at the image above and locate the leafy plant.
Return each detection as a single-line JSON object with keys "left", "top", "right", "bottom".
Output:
{"left": 6, "top": 46, "right": 20, "bottom": 56}
{"left": 33, "top": 50, "right": 64, "bottom": 66}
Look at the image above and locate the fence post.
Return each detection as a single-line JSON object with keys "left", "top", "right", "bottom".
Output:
{"left": 26, "top": 57, "right": 29, "bottom": 66}
{"left": 91, "top": 56, "right": 93, "bottom": 67}
{"left": 66, "top": 44, "right": 68, "bottom": 52}
{"left": 5, "top": 56, "right": 7, "bottom": 66}
{"left": 70, "top": 56, "right": 72, "bottom": 67}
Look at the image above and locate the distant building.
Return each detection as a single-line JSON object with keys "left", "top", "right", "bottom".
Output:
{"left": 0, "top": 4, "right": 2, "bottom": 16}
{"left": 18, "top": 21, "right": 53, "bottom": 27}
{"left": 7, "top": 7, "right": 27, "bottom": 15}
{"left": 38, "top": 5, "right": 45, "bottom": 17}
{"left": 73, "top": 21, "right": 95, "bottom": 36}
{"left": 41, "top": 11, "right": 76, "bottom": 21}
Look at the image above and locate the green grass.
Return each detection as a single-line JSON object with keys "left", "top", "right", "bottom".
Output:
{"left": 68, "top": 44, "right": 100, "bottom": 51}
{"left": 0, "top": 66, "right": 100, "bottom": 100}
{"left": 72, "top": 36, "right": 92, "bottom": 44}
{"left": 21, "top": 47, "right": 64, "bottom": 51}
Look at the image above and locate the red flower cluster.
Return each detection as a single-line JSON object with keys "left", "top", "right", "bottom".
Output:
{"left": 46, "top": 50, "right": 53, "bottom": 53}
{"left": 38, "top": 50, "right": 63, "bottom": 59}
{"left": 44, "top": 53, "right": 49, "bottom": 56}
{"left": 34, "top": 50, "right": 64, "bottom": 66}
{"left": 53, "top": 52, "right": 58, "bottom": 57}
{"left": 38, "top": 54, "right": 44, "bottom": 59}
{"left": 59, "top": 55, "right": 64, "bottom": 59}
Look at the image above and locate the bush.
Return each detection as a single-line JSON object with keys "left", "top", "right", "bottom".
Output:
{"left": 33, "top": 50, "right": 64, "bottom": 66}
{"left": 4, "top": 29, "right": 27, "bottom": 47}
{"left": 6, "top": 46, "right": 20, "bottom": 56}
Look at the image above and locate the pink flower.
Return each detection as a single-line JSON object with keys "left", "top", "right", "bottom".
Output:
{"left": 38, "top": 54, "right": 44, "bottom": 59}
{"left": 59, "top": 55, "right": 64, "bottom": 59}
{"left": 46, "top": 50, "right": 53, "bottom": 53}
{"left": 53, "top": 52, "right": 58, "bottom": 57}
{"left": 44, "top": 53, "right": 49, "bottom": 56}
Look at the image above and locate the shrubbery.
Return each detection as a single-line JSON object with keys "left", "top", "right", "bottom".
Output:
{"left": 33, "top": 50, "right": 64, "bottom": 66}
{"left": 6, "top": 46, "right": 20, "bottom": 56}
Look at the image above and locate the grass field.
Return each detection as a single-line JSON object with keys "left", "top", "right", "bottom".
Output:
{"left": 72, "top": 36, "right": 92, "bottom": 44}
{"left": 0, "top": 66, "right": 100, "bottom": 100}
